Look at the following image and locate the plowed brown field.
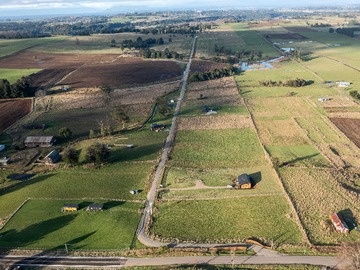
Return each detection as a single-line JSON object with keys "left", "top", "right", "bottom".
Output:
{"left": 330, "top": 118, "right": 360, "bottom": 148}
{"left": 0, "top": 51, "right": 183, "bottom": 88}
{"left": 0, "top": 99, "right": 32, "bottom": 132}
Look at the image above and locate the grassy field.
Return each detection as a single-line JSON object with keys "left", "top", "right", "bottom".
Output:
{"left": 0, "top": 162, "right": 153, "bottom": 219}
{"left": 279, "top": 168, "right": 360, "bottom": 245}
{"left": 0, "top": 199, "right": 141, "bottom": 250}
{"left": 169, "top": 128, "right": 265, "bottom": 169}
{"left": 0, "top": 68, "right": 41, "bottom": 83}
{"left": 125, "top": 266, "right": 322, "bottom": 270}
{"left": 152, "top": 196, "right": 304, "bottom": 245}
{"left": 0, "top": 37, "right": 66, "bottom": 57}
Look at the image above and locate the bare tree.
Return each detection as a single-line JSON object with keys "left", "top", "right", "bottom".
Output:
{"left": 111, "top": 106, "right": 129, "bottom": 130}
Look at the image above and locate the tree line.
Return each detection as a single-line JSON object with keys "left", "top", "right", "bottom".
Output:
{"left": 139, "top": 48, "right": 184, "bottom": 60}
{"left": 189, "top": 66, "right": 237, "bottom": 82}
{"left": 0, "top": 77, "right": 33, "bottom": 99}
{"left": 329, "top": 27, "right": 360, "bottom": 37}
{"left": 120, "top": 37, "right": 164, "bottom": 49}
{"left": 259, "top": 78, "right": 312, "bottom": 87}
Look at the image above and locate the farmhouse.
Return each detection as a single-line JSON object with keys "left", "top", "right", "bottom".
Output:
{"left": 150, "top": 123, "right": 165, "bottom": 132}
{"left": 62, "top": 204, "right": 79, "bottom": 212}
{"left": 329, "top": 212, "right": 349, "bottom": 233}
{"left": 87, "top": 204, "right": 103, "bottom": 211}
{"left": 45, "top": 150, "right": 60, "bottom": 165}
{"left": 24, "top": 136, "right": 56, "bottom": 147}
{"left": 234, "top": 174, "right": 252, "bottom": 189}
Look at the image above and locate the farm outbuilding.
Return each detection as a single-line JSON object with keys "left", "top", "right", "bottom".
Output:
{"left": 24, "top": 136, "right": 56, "bottom": 147}
{"left": 45, "top": 150, "right": 60, "bottom": 165}
{"left": 234, "top": 174, "right": 252, "bottom": 189}
{"left": 329, "top": 212, "right": 349, "bottom": 233}
{"left": 87, "top": 204, "right": 103, "bottom": 211}
{"left": 62, "top": 204, "right": 79, "bottom": 212}
{"left": 150, "top": 123, "right": 165, "bottom": 132}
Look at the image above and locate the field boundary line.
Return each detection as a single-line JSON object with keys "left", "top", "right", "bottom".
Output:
{"left": 0, "top": 198, "right": 30, "bottom": 230}
{"left": 158, "top": 193, "right": 286, "bottom": 202}
{"left": 241, "top": 96, "right": 311, "bottom": 246}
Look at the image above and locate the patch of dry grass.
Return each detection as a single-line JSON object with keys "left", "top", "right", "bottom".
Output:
{"left": 177, "top": 115, "right": 252, "bottom": 130}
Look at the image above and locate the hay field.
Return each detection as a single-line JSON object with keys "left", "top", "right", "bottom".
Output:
{"left": 247, "top": 97, "right": 317, "bottom": 118}
{"left": 255, "top": 118, "right": 309, "bottom": 146}
{"left": 279, "top": 168, "right": 360, "bottom": 245}
{"left": 177, "top": 115, "right": 252, "bottom": 130}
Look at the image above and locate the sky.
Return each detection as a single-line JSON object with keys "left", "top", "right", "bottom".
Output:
{"left": 0, "top": 0, "right": 358, "bottom": 17}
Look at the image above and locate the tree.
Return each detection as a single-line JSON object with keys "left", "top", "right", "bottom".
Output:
{"left": 110, "top": 39, "right": 116, "bottom": 47}
{"left": 111, "top": 106, "right": 129, "bottom": 130}
{"left": 62, "top": 147, "right": 79, "bottom": 165}
{"left": 59, "top": 127, "right": 72, "bottom": 139}
{"left": 86, "top": 143, "right": 110, "bottom": 164}
{"left": 156, "top": 96, "right": 171, "bottom": 116}
{"left": 100, "top": 84, "right": 113, "bottom": 104}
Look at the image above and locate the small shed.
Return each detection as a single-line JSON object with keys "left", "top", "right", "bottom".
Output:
{"left": 318, "top": 98, "right": 331, "bottom": 102}
{"left": 150, "top": 123, "right": 165, "bottom": 132}
{"left": 0, "top": 145, "right": 5, "bottom": 151}
{"left": 24, "top": 136, "right": 56, "bottom": 147}
{"left": 62, "top": 204, "right": 79, "bottom": 212}
{"left": 87, "top": 204, "right": 103, "bottom": 211}
{"left": 337, "top": 81, "right": 351, "bottom": 87}
{"left": 329, "top": 212, "right": 349, "bottom": 233}
{"left": 45, "top": 150, "right": 60, "bottom": 165}
{"left": 234, "top": 174, "right": 252, "bottom": 189}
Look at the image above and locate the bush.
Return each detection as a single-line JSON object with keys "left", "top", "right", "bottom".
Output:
{"left": 86, "top": 143, "right": 110, "bottom": 164}
{"left": 349, "top": 90, "right": 360, "bottom": 99}
{"left": 62, "top": 147, "right": 79, "bottom": 165}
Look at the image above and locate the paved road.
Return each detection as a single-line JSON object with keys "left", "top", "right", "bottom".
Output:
{"left": 0, "top": 255, "right": 126, "bottom": 268}
{"left": 1, "top": 254, "right": 341, "bottom": 268}
{"left": 124, "top": 255, "right": 340, "bottom": 267}
{"left": 137, "top": 36, "right": 198, "bottom": 247}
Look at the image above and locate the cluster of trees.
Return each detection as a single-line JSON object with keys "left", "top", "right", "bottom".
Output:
{"left": 329, "top": 27, "right": 360, "bottom": 37}
{"left": 214, "top": 44, "right": 263, "bottom": 64}
{"left": 259, "top": 78, "right": 311, "bottom": 87}
{"left": 310, "top": 22, "right": 331, "bottom": 27}
{"left": 350, "top": 90, "right": 360, "bottom": 100}
{"left": 189, "top": 66, "right": 237, "bottom": 82}
{"left": 120, "top": 37, "right": 164, "bottom": 49}
{"left": 62, "top": 143, "right": 110, "bottom": 165}
{"left": 139, "top": 48, "right": 184, "bottom": 60}
{"left": 0, "top": 77, "right": 32, "bottom": 99}
{"left": 142, "top": 24, "right": 210, "bottom": 35}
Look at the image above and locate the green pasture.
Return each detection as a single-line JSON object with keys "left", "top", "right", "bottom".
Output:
{"left": 180, "top": 104, "right": 248, "bottom": 116}
{"left": 0, "top": 68, "right": 41, "bottom": 84}
{"left": 76, "top": 129, "right": 167, "bottom": 163}
{"left": 279, "top": 168, "right": 360, "bottom": 244}
{"left": 33, "top": 33, "right": 192, "bottom": 55}
{"left": 164, "top": 164, "right": 282, "bottom": 191}
{"left": 0, "top": 37, "right": 66, "bottom": 57}
{"left": 230, "top": 23, "right": 279, "bottom": 57}
{"left": 0, "top": 162, "right": 152, "bottom": 219}
{"left": 266, "top": 145, "right": 329, "bottom": 167}
{"left": 169, "top": 128, "right": 265, "bottom": 169}
{"left": 236, "top": 61, "right": 336, "bottom": 98}
{"left": 152, "top": 195, "right": 304, "bottom": 245}
{"left": 0, "top": 199, "right": 141, "bottom": 250}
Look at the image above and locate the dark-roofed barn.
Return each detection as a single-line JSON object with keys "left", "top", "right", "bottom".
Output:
{"left": 234, "top": 174, "right": 252, "bottom": 189}
{"left": 45, "top": 149, "right": 60, "bottom": 165}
